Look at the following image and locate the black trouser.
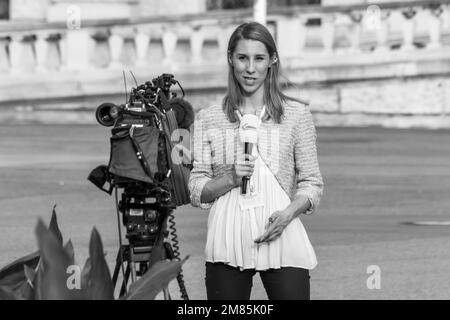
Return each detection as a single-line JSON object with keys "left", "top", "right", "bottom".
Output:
{"left": 205, "top": 262, "right": 310, "bottom": 300}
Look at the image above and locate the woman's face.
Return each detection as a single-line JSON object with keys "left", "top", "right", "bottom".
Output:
{"left": 230, "top": 39, "right": 272, "bottom": 97}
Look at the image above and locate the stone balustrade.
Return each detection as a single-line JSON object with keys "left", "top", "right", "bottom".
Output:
{"left": 1, "top": 1, "right": 450, "bottom": 128}
{"left": 0, "top": 1, "right": 449, "bottom": 74}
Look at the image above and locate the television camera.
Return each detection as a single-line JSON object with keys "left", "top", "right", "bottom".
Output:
{"left": 88, "top": 73, "right": 193, "bottom": 299}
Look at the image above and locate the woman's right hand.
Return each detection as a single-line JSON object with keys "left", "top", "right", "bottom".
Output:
{"left": 230, "top": 154, "right": 257, "bottom": 187}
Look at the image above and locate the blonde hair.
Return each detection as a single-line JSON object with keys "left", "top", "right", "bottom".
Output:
{"left": 223, "top": 22, "right": 303, "bottom": 124}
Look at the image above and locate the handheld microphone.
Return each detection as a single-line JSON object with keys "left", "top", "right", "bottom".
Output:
{"left": 239, "top": 114, "right": 259, "bottom": 195}
{"left": 242, "top": 142, "right": 253, "bottom": 194}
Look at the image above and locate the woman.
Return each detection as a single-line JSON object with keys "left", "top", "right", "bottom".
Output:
{"left": 188, "top": 22, "right": 323, "bottom": 300}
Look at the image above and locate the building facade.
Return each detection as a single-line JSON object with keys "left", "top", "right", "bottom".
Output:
{"left": 0, "top": 0, "right": 450, "bottom": 128}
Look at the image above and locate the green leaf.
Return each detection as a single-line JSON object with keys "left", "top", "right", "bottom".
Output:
{"left": 0, "top": 251, "right": 40, "bottom": 286}
{"left": 84, "top": 228, "right": 114, "bottom": 300}
{"left": 80, "top": 257, "right": 91, "bottom": 290}
{"left": 49, "top": 205, "right": 63, "bottom": 244}
{"left": 0, "top": 286, "right": 22, "bottom": 300}
{"left": 35, "top": 219, "right": 80, "bottom": 300}
{"left": 64, "top": 240, "right": 75, "bottom": 265}
{"left": 15, "top": 265, "right": 36, "bottom": 300}
{"left": 23, "top": 265, "right": 35, "bottom": 284}
{"left": 0, "top": 207, "right": 61, "bottom": 298}
{"left": 0, "top": 251, "right": 40, "bottom": 299}
{"left": 125, "top": 256, "right": 189, "bottom": 300}
{"left": 33, "top": 259, "right": 44, "bottom": 300}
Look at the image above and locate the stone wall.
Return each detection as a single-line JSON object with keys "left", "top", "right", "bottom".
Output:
{"left": 7, "top": 0, "right": 207, "bottom": 22}
{"left": 9, "top": 0, "right": 49, "bottom": 21}
{"left": 2, "top": 1, "right": 450, "bottom": 128}
{"left": 46, "top": 0, "right": 139, "bottom": 22}
{"left": 138, "top": 0, "right": 206, "bottom": 16}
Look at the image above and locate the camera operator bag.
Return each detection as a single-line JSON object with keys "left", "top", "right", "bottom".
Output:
{"left": 107, "top": 110, "right": 191, "bottom": 206}
{"left": 108, "top": 125, "right": 162, "bottom": 184}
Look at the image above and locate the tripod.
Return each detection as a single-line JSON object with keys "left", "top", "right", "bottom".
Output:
{"left": 111, "top": 182, "right": 189, "bottom": 300}
{"left": 111, "top": 235, "right": 189, "bottom": 300}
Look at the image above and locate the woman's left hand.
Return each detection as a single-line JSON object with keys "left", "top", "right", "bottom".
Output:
{"left": 254, "top": 210, "right": 295, "bottom": 244}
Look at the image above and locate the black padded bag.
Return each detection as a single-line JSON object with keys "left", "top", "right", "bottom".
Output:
{"left": 108, "top": 126, "right": 163, "bottom": 184}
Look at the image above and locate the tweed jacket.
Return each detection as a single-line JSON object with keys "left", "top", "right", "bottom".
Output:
{"left": 188, "top": 101, "right": 324, "bottom": 213}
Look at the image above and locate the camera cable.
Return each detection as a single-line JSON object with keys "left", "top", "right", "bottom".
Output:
{"left": 168, "top": 213, "right": 189, "bottom": 300}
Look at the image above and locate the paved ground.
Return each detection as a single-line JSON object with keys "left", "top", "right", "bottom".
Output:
{"left": 1, "top": 124, "right": 450, "bottom": 300}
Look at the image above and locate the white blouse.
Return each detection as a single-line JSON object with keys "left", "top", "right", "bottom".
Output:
{"left": 204, "top": 109, "right": 317, "bottom": 271}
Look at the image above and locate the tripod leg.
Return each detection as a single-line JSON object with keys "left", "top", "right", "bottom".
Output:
{"left": 119, "top": 263, "right": 131, "bottom": 298}
{"left": 130, "top": 261, "right": 137, "bottom": 283}
{"left": 163, "top": 287, "right": 171, "bottom": 300}
{"left": 112, "top": 249, "right": 123, "bottom": 289}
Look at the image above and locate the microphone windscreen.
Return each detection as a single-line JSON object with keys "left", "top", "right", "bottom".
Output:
{"left": 168, "top": 97, "right": 195, "bottom": 130}
{"left": 239, "top": 114, "right": 259, "bottom": 144}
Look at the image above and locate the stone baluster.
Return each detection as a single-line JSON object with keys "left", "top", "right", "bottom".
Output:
{"left": 348, "top": 11, "right": 363, "bottom": 54}
{"left": 217, "top": 25, "right": 234, "bottom": 57}
{"left": 401, "top": 7, "right": 417, "bottom": 51}
{"left": 253, "top": 0, "right": 267, "bottom": 26}
{"left": 0, "top": 38, "right": 8, "bottom": 72}
{"left": 321, "top": 14, "right": 335, "bottom": 55}
{"left": 34, "top": 31, "right": 50, "bottom": 73}
{"left": 134, "top": 27, "right": 151, "bottom": 67}
{"left": 427, "top": 4, "right": 444, "bottom": 50}
{"left": 190, "top": 25, "right": 205, "bottom": 64}
{"left": 108, "top": 30, "right": 124, "bottom": 69}
{"left": 58, "top": 32, "right": 68, "bottom": 71}
{"left": 162, "top": 27, "right": 178, "bottom": 67}
{"left": 374, "top": 11, "right": 391, "bottom": 53}
{"left": 8, "top": 34, "right": 24, "bottom": 74}
{"left": 442, "top": 4, "right": 450, "bottom": 31}
{"left": 298, "top": 16, "right": 308, "bottom": 55}
{"left": 276, "top": 14, "right": 308, "bottom": 59}
{"left": 66, "top": 29, "right": 91, "bottom": 71}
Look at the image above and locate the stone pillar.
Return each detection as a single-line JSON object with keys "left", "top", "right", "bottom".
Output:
{"left": 427, "top": 5, "right": 443, "bottom": 50}
{"left": 374, "top": 11, "right": 391, "bottom": 53}
{"left": 442, "top": 5, "right": 450, "bottom": 30}
{"left": 134, "top": 27, "right": 151, "bottom": 67}
{"left": 0, "top": 39, "right": 8, "bottom": 72}
{"left": 8, "top": 34, "right": 24, "bottom": 73}
{"left": 276, "top": 15, "right": 307, "bottom": 59}
{"left": 253, "top": 0, "right": 267, "bottom": 26}
{"left": 58, "top": 33, "right": 68, "bottom": 71}
{"left": 348, "top": 11, "right": 363, "bottom": 54}
{"left": 162, "top": 28, "right": 178, "bottom": 67}
{"left": 217, "top": 25, "right": 235, "bottom": 57}
{"left": 108, "top": 31, "right": 125, "bottom": 69}
{"left": 34, "top": 32, "right": 50, "bottom": 72}
{"left": 190, "top": 26, "right": 205, "bottom": 64}
{"left": 65, "top": 29, "right": 91, "bottom": 71}
{"left": 321, "top": 14, "right": 336, "bottom": 55}
{"left": 401, "top": 8, "right": 416, "bottom": 51}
